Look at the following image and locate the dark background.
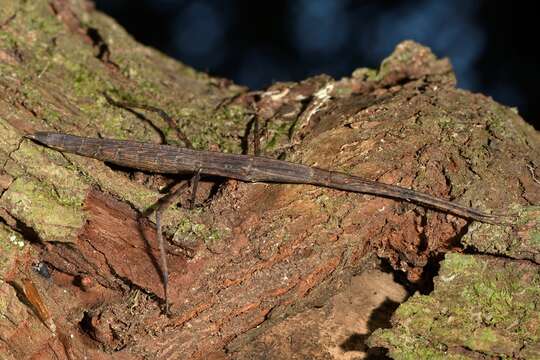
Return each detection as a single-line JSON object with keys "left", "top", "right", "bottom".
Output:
{"left": 95, "top": 0, "right": 539, "bottom": 129}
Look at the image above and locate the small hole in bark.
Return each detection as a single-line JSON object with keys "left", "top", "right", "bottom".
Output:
{"left": 4, "top": 217, "right": 42, "bottom": 244}
{"left": 415, "top": 253, "right": 444, "bottom": 295}
{"left": 378, "top": 254, "right": 443, "bottom": 295}
{"left": 79, "top": 311, "right": 95, "bottom": 338}
{"left": 379, "top": 259, "right": 413, "bottom": 291}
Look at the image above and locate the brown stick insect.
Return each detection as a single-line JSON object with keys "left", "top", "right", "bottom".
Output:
{"left": 25, "top": 99, "right": 510, "bottom": 313}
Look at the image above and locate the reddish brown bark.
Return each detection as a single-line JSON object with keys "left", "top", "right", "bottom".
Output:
{"left": 0, "top": 1, "right": 538, "bottom": 359}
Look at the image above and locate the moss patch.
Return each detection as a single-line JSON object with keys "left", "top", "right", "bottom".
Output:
{"left": 368, "top": 253, "right": 540, "bottom": 359}
{"left": 0, "top": 177, "right": 85, "bottom": 243}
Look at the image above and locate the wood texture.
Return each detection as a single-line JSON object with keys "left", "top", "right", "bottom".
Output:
{"left": 0, "top": 1, "right": 537, "bottom": 359}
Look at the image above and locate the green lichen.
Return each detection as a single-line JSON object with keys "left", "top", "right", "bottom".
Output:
{"left": 263, "top": 121, "right": 292, "bottom": 153}
{"left": 0, "top": 177, "right": 85, "bottom": 243}
{"left": 22, "top": 0, "right": 64, "bottom": 37}
{"left": 0, "top": 0, "right": 250, "bottom": 281}
{"left": 462, "top": 206, "right": 540, "bottom": 262}
{"left": 351, "top": 67, "right": 378, "bottom": 81}
{"left": 171, "top": 216, "right": 229, "bottom": 251}
{"left": 186, "top": 104, "right": 248, "bottom": 153}
{"left": 175, "top": 218, "right": 212, "bottom": 240}
{"left": 64, "top": 58, "right": 105, "bottom": 96}
{"left": 71, "top": 157, "right": 161, "bottom": 211}
{"left": 0, "top": 119, "right": 24, "bottom": 154}
{"left": 375, "top": 43, "right": 416, "bottom": 81}
{"left": 368, "top": 253, "right": 540, "bottom": 359}
{"left": 369, "top": 329, "right": 469, "bottom": 360}
{"left": 10, "top": 141, "right": 89, "bottom": 202}
{"left": 532, "top": 231, "right": 540, "bottom": 246}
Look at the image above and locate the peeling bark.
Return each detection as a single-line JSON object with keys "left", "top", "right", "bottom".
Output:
{"left": 0, "top": 0, "right": 539, "bottom": 359}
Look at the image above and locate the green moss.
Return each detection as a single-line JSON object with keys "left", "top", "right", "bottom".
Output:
{"left": 9, "top": 141, "right": 89, "bottom": 203}
{"left": 351, "top": 67, "right": 378, "bottom": 81}
{"left": 369, "top": 327, "right": 469, "bottom": 360}
{"left": 531, "top": 231, "right": 540, "bottom": 246}
{"left": 186, "top": 104, "right": 248, "bottom": 153}
{"left": 72, "top": 159, "right": 161, "bottom": 211}
{"left": 173, "top": 217, "right": 223, "bottom": 244}
{"left": 464, "top": 328, "right": 519, "bottom": 355}
{"left": 0, "top": 177, "right": 85, "bottom": 243}
{"left": 368, "top": 253, "right": 540, "bottom": 359}
{"left": 21, "top": 0, "right": 64, "bottom": 37}
{"left": 442, "top": 253, "right": 480, "bottom": 272}
{"left": 263, "top": 121, "right": 292, "bottom": 153}
{"left": 55, "top": 54, "right": 111, "bottom": 99}
{"left": 0, "top": 0, "right": 250, "bottom": 275}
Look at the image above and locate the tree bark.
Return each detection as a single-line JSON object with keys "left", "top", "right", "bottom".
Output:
{"left": 1, "top": 1, "right": 538, "bottom": 359}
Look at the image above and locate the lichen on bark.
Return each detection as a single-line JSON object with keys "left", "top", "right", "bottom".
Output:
{"left": 368, "top": 253, "right": 540, "bottom": 359}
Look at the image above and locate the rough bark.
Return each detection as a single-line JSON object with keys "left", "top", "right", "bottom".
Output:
{"left": 0, "top": 1, "right": 539, "bottom": 359}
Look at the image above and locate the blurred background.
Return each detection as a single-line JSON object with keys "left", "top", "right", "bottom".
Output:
{"left": 95, "top": 0, "right": 539, "bottom": 129}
